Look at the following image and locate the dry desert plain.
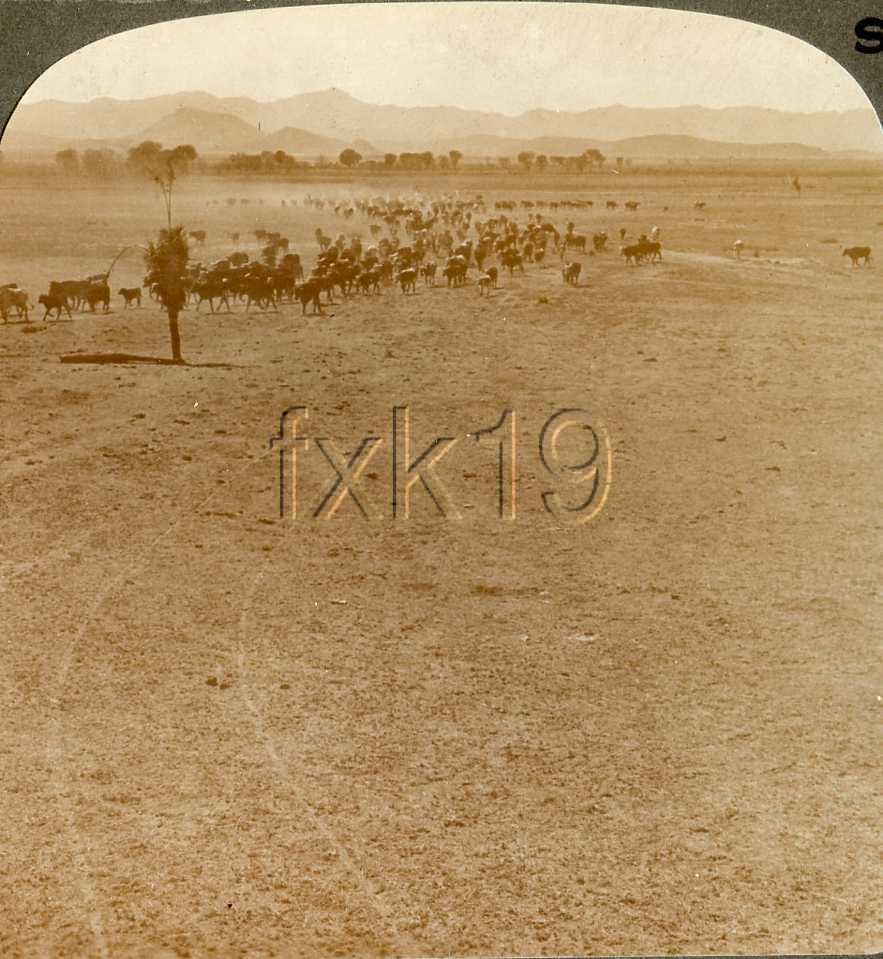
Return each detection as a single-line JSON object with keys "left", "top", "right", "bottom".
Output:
{"left": 0, "top": 169, "right": 881, "bottom": 956}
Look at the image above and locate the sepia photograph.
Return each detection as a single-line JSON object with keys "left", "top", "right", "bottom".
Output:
{"left": 0, "top": 2, "right": 881, "bottom": 955}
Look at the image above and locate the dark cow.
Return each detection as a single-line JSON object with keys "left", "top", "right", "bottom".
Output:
{"left": 396, "top": 268, "right": 418, "bottom": 294}
{"left": 271, "top": 270, "right": 296, "bottom": 304}
{"left": 477, "top": 272, "right": 494, "bottom": 296}
{"left": 118, "top": 287, "right": 142, "bottom": 309}
{"left": 49, "top": 279, "right": 89, "bottom": 312}
{"left": 38, "top": 292, "right": 71, "bottom": 321}
{"left": 641, "top": 240, "right": 663, "bottom": 263}
{"left": 280, "top": 253, "right": 303, "bottom": 281}
{"left": 621, "top": 244, "right": 645, "bottom": 265}
{"left": 562, "top": 262, "right": 581, "bottom": 286}
{"left": 443, "top": 255, "right": 468, "bottom": 287}
{"left": 843, "top": 246, "right": 872, "bottom": 266}
{"left": 358, "top": 269, "right": 381, "bottom": 295}
{"left": 295, "top": 279, "right": 324, "bottom": 315}
{"left": 0, "top": 286, "right": 29, "bottom": 322}
{"left": 194, "top": 278, "right": 232, "bottom": 313}
{"left": 501, "top": 250, "right": 524, "bottom": 275}
{"left": 245, "top": 274, "right": 277, "bottom": 312}
{"left": 85, "top": 281, "right": 111, "bottom": 313}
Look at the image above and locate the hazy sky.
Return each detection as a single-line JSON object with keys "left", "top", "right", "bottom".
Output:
{"left": 21, "top": 2, "right": 872, "bottom": 114}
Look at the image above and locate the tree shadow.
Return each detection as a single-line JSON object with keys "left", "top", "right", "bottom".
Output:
{"left": 59, "top": 353, "right": 244, "bottom": 368}
{"left": 2, "top": 317, "right": 75, "bottom": 326}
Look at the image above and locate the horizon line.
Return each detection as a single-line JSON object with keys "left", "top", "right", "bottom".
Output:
{"left": 18, "top": 87, "right": 874, "bottom": 118}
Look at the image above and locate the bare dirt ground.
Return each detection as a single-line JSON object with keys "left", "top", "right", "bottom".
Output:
{"left": 0, "top": 171, "right": 880, "bottom": 957}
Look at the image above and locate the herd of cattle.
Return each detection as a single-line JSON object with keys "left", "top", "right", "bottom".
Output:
{"left": 0, "top": 190, "right": 874, "bottom": 323}
{"left": 165, "top": 194, "right": 675, "bottom": 316}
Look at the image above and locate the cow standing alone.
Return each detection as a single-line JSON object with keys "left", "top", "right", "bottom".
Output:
{"left": 843, "top": 246, "right": 872, "bottom": 267}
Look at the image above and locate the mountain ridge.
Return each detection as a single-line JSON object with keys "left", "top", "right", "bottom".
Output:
{"left": 1, "top": 105, "right": 378, "bottom": 159}
{"left": 8, "top": 88, "right": 882, "bottom": 153}
{"left": 1, "top": 117, "right": 861, "bottom": 164}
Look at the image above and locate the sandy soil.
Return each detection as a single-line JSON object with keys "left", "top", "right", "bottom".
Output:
{"left": 0, "top": 172, "right": 880, "bottom": 957}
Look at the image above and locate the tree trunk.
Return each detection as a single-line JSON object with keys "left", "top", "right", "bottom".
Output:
{"left": 168, "top": 308, "right": 183, "bottom": 362}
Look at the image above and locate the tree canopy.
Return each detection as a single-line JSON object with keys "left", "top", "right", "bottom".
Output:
{"left": 127, "top": 141, "right": 198, "bottom": 178}
{"left": 143, "top": 226, "right": 190, "bottom": 362}
{"left": 338, "top": 148, "right": 363, "bottom": 168}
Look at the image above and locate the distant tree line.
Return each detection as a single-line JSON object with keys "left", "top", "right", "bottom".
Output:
{"left": 336, "top": 148, "right": 459, "bottom": 171}
{"left": 217, "top": 150, "right": 310, "bottom": 175}
{"left": 209, "top": 145, "right": 606, "bottom": 175}
{"left": 50, "top": 140, "right": 610, "bottom": 179}
{"left": 515, "top": 148, "right": 606, "bottom": 171}
{"left": 54, "top": 140, "right": 199, "bottom": 180}
{"left": 55, "top": 146, "right": 124, "bottom": 178}
{"left": 327, "top": 146, "right": 605, "bottom": 173}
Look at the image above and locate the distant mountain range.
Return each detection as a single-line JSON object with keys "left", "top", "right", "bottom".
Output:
{"left": 137, "top": 106, "right": 376, "bottom": 157}
{"left": 432, "top": 133, "right": 830, "bottom": 160}
{"left": 4, "top": 88, "right": 882, "bottom": 158}
{"left": 2, "top": 105, "right": 376, "bottom": 159}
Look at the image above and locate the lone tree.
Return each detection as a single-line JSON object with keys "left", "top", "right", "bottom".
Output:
{"left": 517, "top": 150, "right": 536, "bottom": 172}
{"left": 128, "top": 141, "right": 198, "bottom": 229}
{"left": 584, "top": 148, "right": 605, "bottom": 169}
{"left": 339, "top": 148, "right": 362, "bottom": 168}
{"left": 383, "top": 153, "right": 397, "bottom": 169}
{"left": 144, "top": 226, "right": 189, "bottom": 363}
{"left": 55, "top": 148, "right": 80, "bottom": 175}
{"left": 448, "top": 149, "right": 462, "bottom": 171}
{"left": 128, "top": 139, "right": 164, "bottom": 173}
